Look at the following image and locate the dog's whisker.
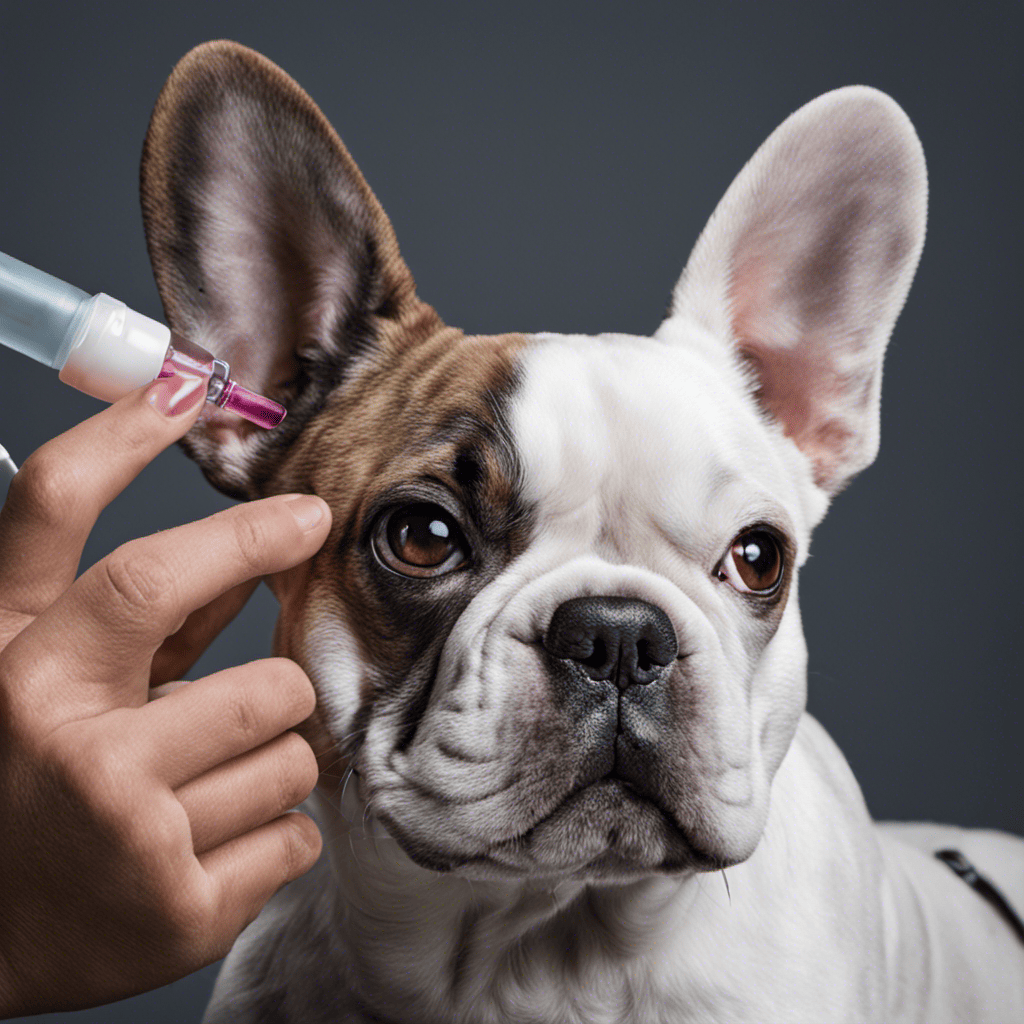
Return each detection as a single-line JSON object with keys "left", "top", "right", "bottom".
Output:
{"left": 318, "top": 754, "right": 349, "bottom": 775}
{"left": 333, "top": 725, "right": 368, "bottom": 747}
{"left": 308, "top": 727, "right": 368, "bottom": 772}
{"left": 364, "top": 801, "right": 387, "bottom": 865}
{"left": 318, "top": 753, "right": 349, "bottom": 779}
{"left": 340, "top": 765, "right": 358, "bottom": 809}
{"left": 317, "top": 767, "right": 358, "bottom": 823}
{"left": 464, "top": 875, "right": 481, "bottom": 912}
{"left": 308, "top": 739, "right": 340, "bottom": 758}
{"left": 721, "top": 870, "right": 731, "bottom": 906}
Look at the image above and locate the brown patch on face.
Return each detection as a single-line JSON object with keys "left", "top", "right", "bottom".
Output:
{"left": 267, "top": 321, "right": 534, "bottom": 771}
{"left": 139, "top": 42, "right": 535, "bottom": 772}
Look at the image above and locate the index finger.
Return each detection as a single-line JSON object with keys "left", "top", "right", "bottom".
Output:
{"left": 0, "top": 372, "right": 206, "bottom": 616}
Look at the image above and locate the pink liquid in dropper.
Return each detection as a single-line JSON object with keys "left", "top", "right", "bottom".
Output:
{"left": 217, "top": 379, "right": 287, "bottom": 429}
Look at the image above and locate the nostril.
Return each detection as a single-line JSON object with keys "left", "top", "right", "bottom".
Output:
{"left": 636, "top": 639, "right": 652, "bottom": 674}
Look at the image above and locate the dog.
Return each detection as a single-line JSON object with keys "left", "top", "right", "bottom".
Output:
{"left": 139, "top": 40, "right": 1024, "bottom": 1024}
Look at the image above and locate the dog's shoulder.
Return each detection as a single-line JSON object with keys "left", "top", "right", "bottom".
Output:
{"left": 874, "top": 823, "right": 1024, "bottom": 1021}
{"left": 203, "top": 851, "right": 357, "bottom": 1024}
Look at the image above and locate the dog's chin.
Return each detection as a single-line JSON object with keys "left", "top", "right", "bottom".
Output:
{"left": 383, "top": 779, "right": 743, "bottom": 883}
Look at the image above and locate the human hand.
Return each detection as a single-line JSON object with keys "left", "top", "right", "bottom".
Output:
{"left": 0, "top": 374, "right": 331, "bottom": 1016}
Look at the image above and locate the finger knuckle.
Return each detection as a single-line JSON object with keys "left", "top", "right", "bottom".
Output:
{"left": 100, "top": 548, "right": 177, "bottom": 620}
{"left": 46, "top": 721, "right": 144, "bottom": 830}
{"left": 119, "top": 799, "right": 200, "bottom": 925}
{"left": 231, "top": 511, "right": 272, "bottom": 575}
{"left": 0, "top": 648, "right": 66, "bottom": 730}
{"left": 226, "top": 687, "right": 264, "bottom": 748}
{"left": 32, "top": 723, "right": 205, "bottom": 941}
{"left": 8, "top": 450, "right": 83, "bottom": 526}
{"left": 127, "top": 795, "right": 186, "bottom": 862}
{"left": 55, "top": 724, "right": 124, "bottom": 792}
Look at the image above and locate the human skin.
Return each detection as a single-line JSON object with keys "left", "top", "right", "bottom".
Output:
{"left": 0, "top": 373, "right": 331, "bottom": 1017}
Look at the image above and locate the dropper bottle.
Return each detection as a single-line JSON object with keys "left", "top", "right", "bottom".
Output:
{"left": 0, "top": 250, "right": 286, "bottom": 429}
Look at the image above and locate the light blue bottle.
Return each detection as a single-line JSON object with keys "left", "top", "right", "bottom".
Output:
{"left": 0, "top": 250, "right": 91, "bottom": 369}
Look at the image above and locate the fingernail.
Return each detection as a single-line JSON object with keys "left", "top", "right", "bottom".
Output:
{"left": 284, "top": 495, "right": 327, "bottom": 531}
{"left": 147, "top": 370, "right": 208, "bottom": 418}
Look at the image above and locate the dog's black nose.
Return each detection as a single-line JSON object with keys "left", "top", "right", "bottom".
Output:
{"left": 544, "top": 596, "right": 678, "bottom": 689}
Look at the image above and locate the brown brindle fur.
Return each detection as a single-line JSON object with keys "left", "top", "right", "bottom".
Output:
{"left": 266, "top": 320, "right": 532, "bottom": 773}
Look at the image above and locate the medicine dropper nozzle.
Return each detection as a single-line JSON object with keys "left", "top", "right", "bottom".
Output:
{"left": 0, "top": 250, "right": 286, "bottom": 430}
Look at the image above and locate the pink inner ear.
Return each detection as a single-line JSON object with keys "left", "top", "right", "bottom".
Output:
{"left": 738, "top": 338, "right": 857, "bottom": 490}
{"left": 732, "top": 249, "right": 866, "bottom": 491}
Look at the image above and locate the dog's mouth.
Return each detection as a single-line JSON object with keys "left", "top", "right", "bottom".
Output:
{"left": 372, "top": 773, "right": 721, "bottom": 881}
{"left": 484, "top": 777, "right": 721, "bottom": 877}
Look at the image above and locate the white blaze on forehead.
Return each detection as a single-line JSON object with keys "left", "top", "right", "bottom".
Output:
{"left": 511, "top": 332, "right": 819, "bottom": 562}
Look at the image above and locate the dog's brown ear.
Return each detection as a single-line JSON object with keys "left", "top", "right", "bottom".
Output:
{"left": 141, "top": 40, "right": 436, "bottom": 498}
{"left": 657, "top": 87, "right": 927, "bottom": 498}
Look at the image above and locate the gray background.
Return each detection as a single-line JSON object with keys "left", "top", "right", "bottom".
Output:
{"left": 1, "top": 1, "right": 1020, "bottom": 1020}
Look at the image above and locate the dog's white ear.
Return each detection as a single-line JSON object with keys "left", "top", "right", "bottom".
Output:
{"left": 656, "top": 86, "right": 927, "bottom": 495}
{"left": 141, "top": 41, "right": 437, "bottom": 498}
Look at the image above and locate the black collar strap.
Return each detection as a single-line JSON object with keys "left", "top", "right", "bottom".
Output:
{"left": 935, "top": 848, "right": 1024, "bottom": 946}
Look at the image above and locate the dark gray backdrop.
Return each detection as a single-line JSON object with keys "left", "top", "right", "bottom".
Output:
{"left": 2, "top": 2, "right": 1020, "bottom": 1021}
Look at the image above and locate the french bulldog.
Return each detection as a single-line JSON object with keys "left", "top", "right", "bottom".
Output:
{"left": 139, "top": 40, "right": 1024, "bottom": 1024}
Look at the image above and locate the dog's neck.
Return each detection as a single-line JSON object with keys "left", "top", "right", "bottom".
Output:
{"left": 315, "top": 791, "right": 702, "bottom": 1021}
{"left": 306, "top": 716, "right": 891, "bottom": 1024}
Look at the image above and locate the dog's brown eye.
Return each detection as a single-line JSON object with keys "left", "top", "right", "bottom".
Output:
{"left": 717, "top": 530, "right": 783, "bottom": 594}
{"left": 376, "top": 503, "right": 467, "bottom": 577}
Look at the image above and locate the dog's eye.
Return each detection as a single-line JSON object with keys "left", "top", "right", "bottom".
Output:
{"left": 716, "top": 530, "right": 783, "bottom": 594}
{"left": 375, "top": 503, "right": 468, "bottom": 577}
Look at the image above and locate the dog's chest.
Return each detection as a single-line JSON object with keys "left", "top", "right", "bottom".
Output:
{"left": 207, "top": 847, "right": 846, "bottom": 1024}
